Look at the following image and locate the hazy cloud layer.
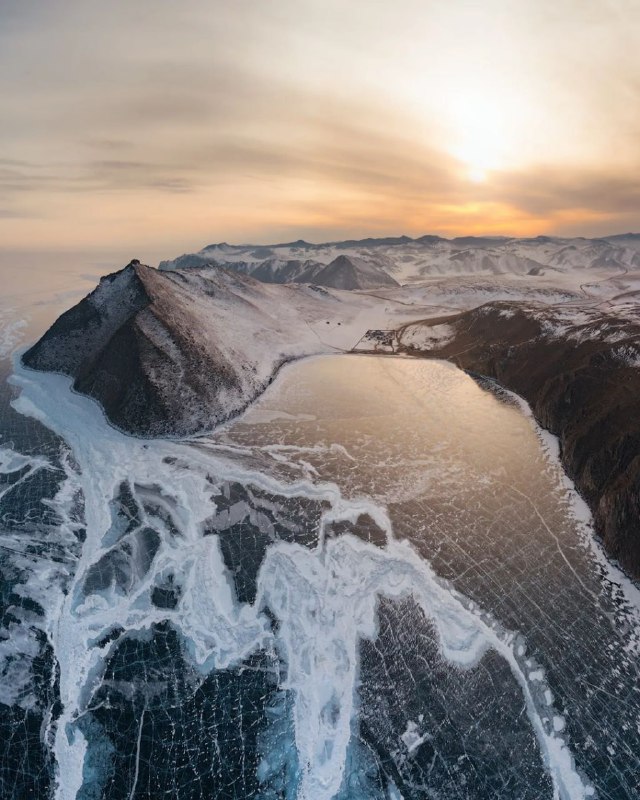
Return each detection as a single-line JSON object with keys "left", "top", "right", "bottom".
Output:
{"left": 1, "top": 0, "right": 640, "bottom": 258}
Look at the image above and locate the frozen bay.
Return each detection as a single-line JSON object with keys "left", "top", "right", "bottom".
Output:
{"left": 1, "top": 349, "right": 639, "bottom": 799}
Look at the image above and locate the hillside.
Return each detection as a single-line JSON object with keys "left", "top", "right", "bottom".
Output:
{"left": 160, "top": 253, "right": 398, "bottom": 290}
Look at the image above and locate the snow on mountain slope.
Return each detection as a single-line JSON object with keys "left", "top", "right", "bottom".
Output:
{"left": 360, "top": 275, "right": 583, "bottom": 311}
{"left": 159, "top": 252, "right": 398, "bottom": 290}
{"left": 604, "top": 233, "right": 640, "bottom": 253}
{"left": 310, "top": 254, "right": 399, "bottom": 289}
{"left": 159, "top": 234, "right": 640, "bottom": 286}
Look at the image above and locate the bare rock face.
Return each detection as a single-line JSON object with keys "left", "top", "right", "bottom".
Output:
{"left": 22, "top": 262, "right": 336, "bottom": 437}
{"left": 396, "top": 302, "right": 640, "bottom": 579}
{"left": 23, "top": 260, "right": 151, "bottom": 377}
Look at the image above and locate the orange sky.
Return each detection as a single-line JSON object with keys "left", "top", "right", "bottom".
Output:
{"left": 2, "top": 0, "right": 640, "bottom": 264}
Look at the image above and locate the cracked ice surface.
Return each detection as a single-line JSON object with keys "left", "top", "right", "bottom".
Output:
{"left": 1, "top": 354, "right": 639, "bottom": 799}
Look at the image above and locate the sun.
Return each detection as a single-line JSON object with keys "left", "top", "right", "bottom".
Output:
{"left": 468, "top": 166, "right": 488, "bottom": 184}
{"left": 447, "top": 91, "right": 511, "bottom": 183}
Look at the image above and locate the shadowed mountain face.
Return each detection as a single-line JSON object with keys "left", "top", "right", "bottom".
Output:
{"left": 22, "top": 263, "right": 243, "bottom": 436}
{"left": 310, "top": 254, "right": 398, "bottom": 289}
{"left": 390, "top": 303, "right": 640, "bottom": 579}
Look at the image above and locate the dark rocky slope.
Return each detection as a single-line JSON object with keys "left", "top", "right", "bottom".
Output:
{"left": 307, "top": 254, "right": 399, "bottom": 289}
{"left": 395, "top": 302, "right": 640, "bottom": 579}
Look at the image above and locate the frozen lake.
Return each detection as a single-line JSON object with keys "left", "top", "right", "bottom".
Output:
{"left": 0, "top": 319, "right": 639, "bottom": 798}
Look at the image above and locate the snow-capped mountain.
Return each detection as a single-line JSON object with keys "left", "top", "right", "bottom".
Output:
{"left": 159, "top": 234, "right": 640, "bottom": 287}
{"left": 159, "top": 252, "right": 398, "bottom": 290}
{"left": 22, "top": 261, "right": 428, "bottom": 435}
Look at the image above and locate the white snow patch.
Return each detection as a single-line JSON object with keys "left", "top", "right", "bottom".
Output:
{"left": 401, "top": 720, "right": 430, "bottom": 754}
{"left": 398, "top": 322, "right": 455, "bottom": 351}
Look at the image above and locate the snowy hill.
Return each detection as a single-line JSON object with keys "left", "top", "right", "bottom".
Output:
{"left": 308, "top": 254, "right": 399, "bottom": 289}
{"left": 159, "top": 233, "right": 640, "bottom": 286}
{"left": 22, "top": 262, "right": 422, "bottom": 436}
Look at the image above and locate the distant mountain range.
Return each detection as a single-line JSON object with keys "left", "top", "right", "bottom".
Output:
{"left": 160, "top": 252, "right": 399, "bottom": 290}
{"left": 159, "top": 233, "right": 640, "bottom": 289}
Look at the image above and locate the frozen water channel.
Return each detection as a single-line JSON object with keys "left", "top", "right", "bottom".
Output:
{"left": 0, "top": 351, "right": 639, "bottom": 799}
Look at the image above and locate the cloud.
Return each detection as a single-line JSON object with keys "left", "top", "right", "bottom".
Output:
{"left": 1, "top": 0, "right": 640, "bottom": 250}
{"left": 0, "top": 208, "right": 30, "bottom": 219}
{"left": 492, "top": 168, "right": 640, "bottom": 218}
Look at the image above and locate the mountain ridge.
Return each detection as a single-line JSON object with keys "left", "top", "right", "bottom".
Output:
{"left": 160, "top": 233, "right": 640, "bottom": 286}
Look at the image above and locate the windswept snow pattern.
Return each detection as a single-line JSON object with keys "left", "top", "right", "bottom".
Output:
{"left": 1, "top": 354, "right": 639, "bottom": 799}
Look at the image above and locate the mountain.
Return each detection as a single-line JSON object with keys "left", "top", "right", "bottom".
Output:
{"left": 159, "top": 233, "right": 640, "bottom": 285}
{"left": 23, "top": 239, "right": 640, "bottom": 577}
{"left": 159, "top": 252, "right": 399, "bottom": 290}
{"left": 450, "top": 236, "right": 512, "bottom": 248}
{"left": 604, "top": 233, "right": 640, "bottom": 252}
{"left": 21, "top": 261, "right": 414, "bottom": 436}
{"left": 308, "top": 254, "right": 398, "bottom": 289}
